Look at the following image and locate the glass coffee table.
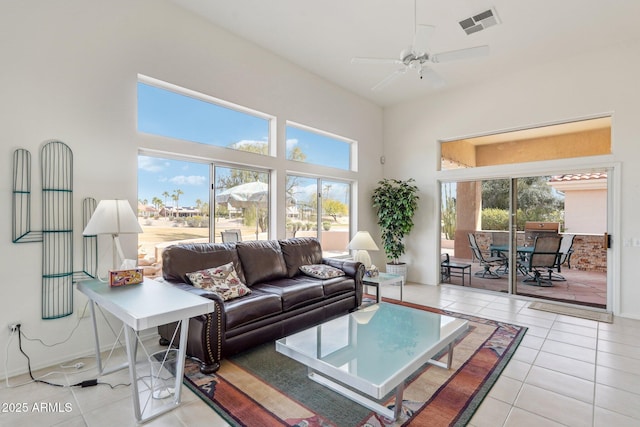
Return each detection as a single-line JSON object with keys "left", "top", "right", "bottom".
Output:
{"left": 276, "top": 303, "right": 468, "bottom": 421}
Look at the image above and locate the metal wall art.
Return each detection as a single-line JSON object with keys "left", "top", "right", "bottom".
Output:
{"left": 12, "top": 140, "right": 97, "bottom": 319}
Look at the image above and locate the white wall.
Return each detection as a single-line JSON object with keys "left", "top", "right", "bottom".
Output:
{"left": 383, "top": 37, "right": 640, "bottom": 318}
{"left": 0, "top": 0, "right": 383, "bottom": 377}
{"left": 565, "top": 190, "right": 608, "bottom": 235}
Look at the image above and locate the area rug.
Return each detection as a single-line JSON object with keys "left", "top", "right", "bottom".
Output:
{"left": 182, "top": 300, "right": 527, "bottom": 427}
{"left": 529, "top": 301, "right": 613, "bottom": 323}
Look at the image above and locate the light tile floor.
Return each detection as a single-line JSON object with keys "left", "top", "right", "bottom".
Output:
{"left": 2, "top": 283, "right": 639, "bottom": 426}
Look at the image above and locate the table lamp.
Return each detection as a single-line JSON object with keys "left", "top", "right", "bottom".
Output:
{"left": 348, "top": 231, "right": 379, "bottom": 268}
{"left": 83, "top": 199, "right": 143, "bottom": 272}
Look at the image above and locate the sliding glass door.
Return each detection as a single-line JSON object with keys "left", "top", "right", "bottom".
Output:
{"left": 440, "top": 170, "right": 609, "bottom": 309}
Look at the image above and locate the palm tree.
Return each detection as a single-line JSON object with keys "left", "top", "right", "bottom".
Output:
{"left": 162, "top": 191, "right": 170, "bottom": 218}
{"left": 172, "top": 189, "right": 184, "bottom": 218}
{"left": 151, "top": 197, "right": 163, "bottom": 217}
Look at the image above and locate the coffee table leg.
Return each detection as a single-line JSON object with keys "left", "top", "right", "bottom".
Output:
{"left": 307, "top": 369, "right": 406, "bottom": 421}
{"left": 427, "top": 342, "right": 455, "bottom": 369}
{"left": 393, "top": 381, "right": 405, "bottom": 420}
{"left": 447, "top": 342, "right": 454, "bottom": 368}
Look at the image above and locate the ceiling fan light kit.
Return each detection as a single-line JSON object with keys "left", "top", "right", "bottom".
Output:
{"left": 351, "top": 1, "right": 492, "bottom": 91}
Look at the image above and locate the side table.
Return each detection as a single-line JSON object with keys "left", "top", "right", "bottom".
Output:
{"left": 362, "top": 272, "right": 404, "bottom": 302}
{"left": 77, "top": 278, "right": 214, "bottom": 423}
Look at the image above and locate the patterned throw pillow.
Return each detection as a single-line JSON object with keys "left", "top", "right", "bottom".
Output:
{"left": 299, "top": 264, "right": 345, "bottom": 279}
{"left": 186, "top": 262, "right": 251, "bottom": 301}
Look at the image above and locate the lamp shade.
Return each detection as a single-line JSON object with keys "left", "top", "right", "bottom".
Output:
{"left": 83, "top": 199, "right": 143, "bottom": 236}
{"left": 348, "top": 231, "right": 378, "bottom": 269}
{"left": 347, "top": 231, "right": 379, "bottom": 251}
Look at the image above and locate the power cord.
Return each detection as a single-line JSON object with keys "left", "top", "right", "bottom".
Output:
{"left": 7, "top": 324, "right": 130, "bottom": 390}
{"left": 16, "top": 325, "right": 64, "bottom": 388}
{"left": 19, "top": 301, "right": 89, "bottom": 347}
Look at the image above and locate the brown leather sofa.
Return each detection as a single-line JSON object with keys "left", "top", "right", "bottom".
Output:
{"left": 157, "top": 237, "right": 364, "bottom": 373}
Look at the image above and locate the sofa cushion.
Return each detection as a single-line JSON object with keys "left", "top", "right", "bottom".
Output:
{"left": 162, "top": 243, "right": 245, "bottom": 284}
{"left": 252, "top": 277, "right": 325, "bottom": 311}
{"left": 300, "top": 264, "right": 345, "bottom": 279}
{"left": 279, "top": 237, "right": 323, "bottom": 278}
{"left": 236, "top": 240, "right": 287, "bottom": 286}
{"left": 322, "top": 276, "right": 356, "bottom": 297}
{"left": 186, "top": 262, "right": 251, "bottom": 301}
{"left": 223, "top": 290, "right": 283, "bottom": 330}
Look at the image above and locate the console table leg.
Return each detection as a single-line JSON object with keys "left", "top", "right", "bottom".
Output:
{"left": 123, "top": 326, "right": 142, "bottom": 421}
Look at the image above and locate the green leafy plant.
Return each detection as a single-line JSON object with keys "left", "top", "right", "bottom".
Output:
{"left": 372, "top": 178, "right": 419, "bottom": 264}
{"left": 441, "top": 182, "right": 456, "bottom": 240}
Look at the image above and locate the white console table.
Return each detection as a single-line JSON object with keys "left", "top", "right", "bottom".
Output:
{"left": 77, "top": 278, "right": 214, "bottom": 423}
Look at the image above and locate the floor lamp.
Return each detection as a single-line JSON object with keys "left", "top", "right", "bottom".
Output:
{"left": 83, "top": 199, "right": 143, "bottom": 274}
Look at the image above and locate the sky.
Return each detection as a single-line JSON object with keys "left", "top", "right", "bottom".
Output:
{"left": 137, "top": 82, "right": 351, "bottom": 208}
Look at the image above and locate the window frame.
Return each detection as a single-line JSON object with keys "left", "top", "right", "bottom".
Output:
{"left": 138, "top": 74, "right": 276, "bottom": 157}
{"left": 285, "top": 173, "right": 353, "bottom": 257}
{"left": 285, "top": 120, "right": 356, "bottom": 171}
{"left": 137, "top": 75, "right": 358, "bottom": 258}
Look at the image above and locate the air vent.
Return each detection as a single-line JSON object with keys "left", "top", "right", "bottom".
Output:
{"left": 459, "top": 8, "right": 500, "bottom": 35}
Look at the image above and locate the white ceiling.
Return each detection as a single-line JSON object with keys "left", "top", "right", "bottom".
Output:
{"left": 171, "top": 0, "right": 640, "bottom": 107}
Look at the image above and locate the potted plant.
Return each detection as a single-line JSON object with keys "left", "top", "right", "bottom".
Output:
{"left": 371, "top": 178, "right": 419, "bottom": 281}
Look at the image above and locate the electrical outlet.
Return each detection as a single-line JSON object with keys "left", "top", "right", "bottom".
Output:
{"left": 8, "top": 322, "right": 21, "bottom": 333}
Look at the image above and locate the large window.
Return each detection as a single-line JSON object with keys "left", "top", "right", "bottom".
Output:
{"left": 440, "top": 117, "right": 611, "bottom": 170}
{"left": 137, "top": 156, "right": 210, "bottom": 276}
{"left": 138, "top": 155, "right": 272, "bottom": 276}
{"left": 214, "top": 166, "right": 270, "bottom": 242}
{"left": 138, "top": 79, "right": 272, "bottom": 155}
{"left": 286, "top": 122, "right": 352, "bottom": 170}
{"left": 137, "top": 77, "right": 356, "bottom": 265}
{"left": 286, "top": 175, "right": 350, "bottom": 256}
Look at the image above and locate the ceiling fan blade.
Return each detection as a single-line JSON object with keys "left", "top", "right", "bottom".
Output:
{"left": 351, "top": 57, "right": 402, "bottom": 65}
{"left": 371, "top": 68, "right": 407, "bottom": 91}
{"left": 430, "top": 45, "right": 489, "bottom": 63}
{"left": 419, "top": 67, "right": 446, "bottom": 88}
{"left": 412, "top": 24, "right": 434, "bottom": 55}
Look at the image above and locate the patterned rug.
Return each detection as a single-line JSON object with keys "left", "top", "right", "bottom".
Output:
{"left": 182, "top": 300, "right": 527, "bottom": 426}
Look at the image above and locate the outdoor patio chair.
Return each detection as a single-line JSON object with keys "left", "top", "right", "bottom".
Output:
{"left": 521, "top": 235, "right": 563, "bottom": 287}
{"left": 221, "top": 229, "right": 242, "bottom": 243}
{"left": 546, "top": 234, "right": 575, "bottom": 280}
{"left": 558, "top": 234, "right": 575, "bottom": 269}
{"left": 468, "top": 233, "right": 507, "bottom": 279}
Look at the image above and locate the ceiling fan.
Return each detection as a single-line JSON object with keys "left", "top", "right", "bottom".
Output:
{"left": 351, "top": 1, "right": 490, "bottom": 91}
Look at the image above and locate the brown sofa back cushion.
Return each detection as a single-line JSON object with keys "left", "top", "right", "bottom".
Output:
{"left": 236, "top": 240, "right": 287, "bottom": 286}
{"left": 162, "top": 243, "right": 245, "bottom": 285}
{"left": 279, "top": 237, "right": 323, "bottom": 278}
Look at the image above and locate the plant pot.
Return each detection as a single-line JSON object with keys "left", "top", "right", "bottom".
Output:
{"left": 386, "top": 262, "right": 407, "bottom": 283}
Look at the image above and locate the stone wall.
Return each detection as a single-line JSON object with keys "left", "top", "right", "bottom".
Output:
{"left": 473, "top": 231, "right": 607, "bottom": 272}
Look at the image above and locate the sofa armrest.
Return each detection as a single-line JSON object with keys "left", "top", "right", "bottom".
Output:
{"left": 322, "top": 258, "right": 365, "bottom": 306}
{"left": 321, "top": 258, "right": 360, "bottom": 277}
{"left": 159, "top": 279, "right": 225, "bottom": 373}
{"left": 163, "top": 280, "right": 225, "bottom": 304}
